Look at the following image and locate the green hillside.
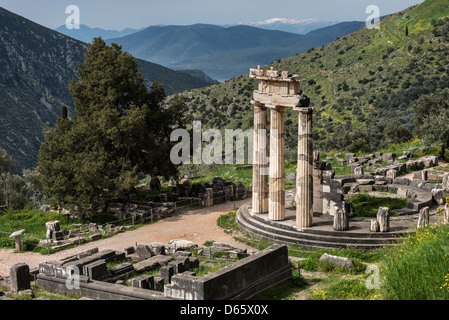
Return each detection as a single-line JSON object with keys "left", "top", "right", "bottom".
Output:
{"left": 174, "top": 0, "right": 449, "bottom": 157}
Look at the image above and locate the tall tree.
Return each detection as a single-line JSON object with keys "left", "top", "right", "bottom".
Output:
{"left": 38, "top": 38, "right": 186, "bottom": 212}
{"left": 0, "top": 148, "right": 15, "bottom": 208}
{"left": 412, "top": 89, "right": 449, "bottom": 159}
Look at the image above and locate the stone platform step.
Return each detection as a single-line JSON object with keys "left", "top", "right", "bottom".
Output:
{"left": 236, "top": 206, "right": 407, "bottom": 250}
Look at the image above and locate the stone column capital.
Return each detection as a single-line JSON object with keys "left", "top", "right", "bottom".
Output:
{"left": 251, "top": 100, "right": 266, "bottom": 109}
{"left": 294, "top": 106, "right": 314, "bottom": 114}
{"left": 266, "top": 104, "right": 285, "bottom": 111}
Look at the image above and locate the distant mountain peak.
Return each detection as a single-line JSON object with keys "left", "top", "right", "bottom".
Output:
{"left": 241, "top": 17, "right": 328, "bottom": 25}
{"left": 233, "top": 17, "right": 340, "bottom": 34}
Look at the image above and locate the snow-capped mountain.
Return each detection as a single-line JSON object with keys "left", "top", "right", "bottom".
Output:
{"left": 235, "top": 18, "right": 339, "bottom": 34}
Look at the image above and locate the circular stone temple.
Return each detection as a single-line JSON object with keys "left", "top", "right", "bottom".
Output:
{"left": 249, "top": 66, "right": 313, "bottom": 228}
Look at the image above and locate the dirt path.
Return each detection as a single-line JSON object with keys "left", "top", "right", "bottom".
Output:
{"left": 0, "top": 199, "right": 253, "bottom": 277}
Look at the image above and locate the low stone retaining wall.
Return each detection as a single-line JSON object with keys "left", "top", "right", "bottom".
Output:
{"left": 164, "top": 244, "right": 291, "bottom": 300}
{"left": 36, "top": 274, "right": 171, "bottom": 300}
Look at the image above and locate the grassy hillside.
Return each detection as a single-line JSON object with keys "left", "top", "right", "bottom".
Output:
{"left": 173, "top": 0, "right": 449, "bottom": 158}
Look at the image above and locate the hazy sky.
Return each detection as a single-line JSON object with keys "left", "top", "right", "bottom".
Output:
{"left": 0, "top": 0, "right": 425, "bottom": 30}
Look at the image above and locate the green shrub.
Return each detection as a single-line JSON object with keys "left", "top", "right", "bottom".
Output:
{"left": 298, "top": 258, "right": 319, "bottom": 272}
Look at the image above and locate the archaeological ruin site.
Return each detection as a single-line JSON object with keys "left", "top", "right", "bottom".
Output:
{"left": 2, "top": 67, "right": 449, "bottom": 301}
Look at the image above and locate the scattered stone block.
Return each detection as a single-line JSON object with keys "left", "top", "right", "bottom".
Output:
{"left": 370, "top": 220, "right": 379, "bottom": 232}
{"left": 83, "top": 260, "right": 108, "bottom": 281}
{"left": 332, "top": 202, "right": 349, "bottom": 231}
{"left": 150, "top": 242, "right": 166, "bottom": 256}
{"left": 45, "top": 221, "right": 60, "bottom": 240}
{"left": 169, "top": 261, "right": 185, "bottom": 274}
{"left": 377, "top": 207, "right": 390, "bottom": 232}
{"left": 353, "top": 166, "right": 364, "bottom": 175}
{"left": 397, "top": 188, "right": 408, "bottom": 197}
{"left": 358, "top": 185, "right": 373, "bottom": 192}
{"left": 175, "top": 251, "right": 192, "bottom": 259}
{"left": 442, "top": 173, "right": 449, "bottom": 193}
{"left": 89, "top": 234, "right": 101, "bottom": 241}
{"left": 154, "top": 277, "right": 164, "bottom": 291}
{"left": 88, "top": 223, "right": 99, "bottom": 234}
{"left": 319, "top": 253, "right": 354, "bottom": 270}
{"left": 188, "top": 257, "right": 200, "bottom": 270}
{"left": 345, "top": 153, "right": 356, "bottom": 162}
{"left": 136, "top": 244, "right": 153, "bottom": 260}
{"left": 382, "top": 153, "right": 396, "bottom": 163}
{"left": 393, "top": 177, "right": 410, "bottom": 186}
{"left": 108, "top": 263, "right": 135, "bottom": 280}
{"left": 417, "top": 207, "right": 430, "bottom": 229}
{"left": 10, "top": 263, "right": 30, "bottom": 293}
{"left": 228, "top": 249, "right": 248, "bottom": 259}
{"left": 169, "top": 239, "right": 198, "bottom": 252}
{"left": 39, "top": 204, "right": 52, "bottom": 213}
{"left": 356, "top": 179, "right": 374, "bottom": 185}
{"left": 133, "top": 255, "right": 173, "bottom": 274}
{"left": 124, "top": 246, "right": 135, "bottom": 255}
{"left": 160, "top": 265, "right": 174, "bottom": 284}
{"left": 431, "top": 188, "right": 445, "bottom": 205}
{"left": 386, "top": 169, "right": 397, "bottom": 180}
{"left": 132, "top": 275, "right": 154, "bottom": 290}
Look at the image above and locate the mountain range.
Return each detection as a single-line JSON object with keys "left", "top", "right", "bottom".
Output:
{"left": 108, "top": 21, "right": 365, "bottom": 80}
{"left": 55, "top": 24, "right": 144, "bottom": 44}
{"left": 0, "top": 7, "right": 216, "bottom": 171}
{"left": 233, "top": 18, "right": 339, "bottom": 34}
{"left": 55, "top": 18, "right": 339, "bottom": 44}
{"left": 175, "top": 0, "right": 449, "bottom": 155}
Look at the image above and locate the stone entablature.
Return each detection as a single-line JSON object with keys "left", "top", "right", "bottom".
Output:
{"left": 250, "top": 66, "right": 301, "bottom": 106}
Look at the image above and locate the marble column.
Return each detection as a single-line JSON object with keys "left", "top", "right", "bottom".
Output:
{"left": 252, "top": 102, "right": 269, "bottom": 214}
{"left": 296, "top": 107, "right": 314, "bottom": 228}
{"left": 269, "top": 105, "right": 285, "bottom": 221}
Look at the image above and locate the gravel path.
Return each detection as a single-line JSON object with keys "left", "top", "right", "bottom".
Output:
{"left": 0, "top": 199, "right": 253, "bottom": 277}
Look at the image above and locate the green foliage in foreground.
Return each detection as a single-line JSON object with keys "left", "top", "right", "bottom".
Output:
{"left": 218, "top": 210, "right": 449, "bottom": 300}
{"left": 309, "top": 274, "right": 379, "bottom": 300}
{"left": 380, "top": 222, "right": 449, "bottom": 300}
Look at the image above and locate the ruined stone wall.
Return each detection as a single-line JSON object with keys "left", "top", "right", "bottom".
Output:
{"left": 164, "top": 244, "right": 291, "bottom": 300}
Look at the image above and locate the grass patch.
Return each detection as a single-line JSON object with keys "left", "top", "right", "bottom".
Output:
{"left": 251, "top": 266, "right": 308, "bottom": 300}
{"left": 380, "top": 223, "right": 449, "bottom": 300}
{"left": 309, "top": 274, "right": 380, "bottom": 300}
{"left": 192, "top": 262, "right": 228, "bottom": 277}
{"left": 0, "top": 209, "right": 138, "bottom": 252}
{"left": 217, "top": 211, "right": 238, "bottom": 234}
{"left": 348, "top": 192, "right": 407, "bottom": 217}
